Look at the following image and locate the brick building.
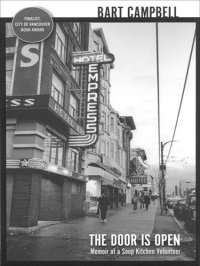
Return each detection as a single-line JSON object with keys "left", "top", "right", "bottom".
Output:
{"left": 6, "top": 22, "right": 90, "bottom": 228}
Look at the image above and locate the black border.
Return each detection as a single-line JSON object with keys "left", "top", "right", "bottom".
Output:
{"left": 1, "top": 17, "right": 199, "bottom": 266}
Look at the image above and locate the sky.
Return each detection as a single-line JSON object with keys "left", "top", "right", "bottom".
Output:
{"left": 92, "top": 22, "right": 196, "bottom": 193}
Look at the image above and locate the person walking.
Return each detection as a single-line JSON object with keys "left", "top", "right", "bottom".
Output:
{"left": 132, "top": 195, "right": 138, "bottom": 210}
{"left": 140, "top": 195, "right": 145, "bottom": 208}
{"left": 144, "top": 194, "right": 150, "bottom": 211}
{"left": 97, "top": 193, "right": 110, "bottom": 223}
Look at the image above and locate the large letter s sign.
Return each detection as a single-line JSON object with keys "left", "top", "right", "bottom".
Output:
{"left": 20, "top": 44, "right": 40, "bottom": 67}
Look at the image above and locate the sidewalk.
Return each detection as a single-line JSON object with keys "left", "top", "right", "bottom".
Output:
{"left": 32, "top": 201, "right": 158, "bottom": 240}
{"left": 8, "top": 200, "right": 193, "bottom": 244}
{"left": 152, "top": 202, "right": 194, "bottom": 243}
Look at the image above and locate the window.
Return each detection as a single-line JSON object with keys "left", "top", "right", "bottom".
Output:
{"left": 94, "top": 41, "right": 100, "bottom": 52}
{"left": 102, "top": 112, "right": 106, "bottom": 130}
{"left": 6, "top": 58, "right": 14, "bottom": 95}
{"left": 6, "top": 125, "right": 15, "bottom": 158}
{"left": 116, "top": 145, "right": 120, "bottom": 164}
{"left": 100, "top": 94, "right": 104, "bottom": 104}
{"left": 71, "top": 66, "right": 81, "bottom": 86}
{"left": 106, "top": 142, "right": 109, "bottom": 158}
{"left": 69, "top": 94, "right": 79, "bottom": 120}
{"left": 101, "top": 141, "right": 106, "bottom": 156}
{"left": 73, "top": 23, "right": 81, "bottom": 42}
{"left": 51, "top": 73, "right": 64, "bottom": 106}
{"left": 71, "top": 182, "right": 81, "bottom": 194}
{"left": 107, "top": 115, "right": 109, "bottom": 132}
{"left": 43, "top": 131, "right": 65, "bottom": 166}
{"left": 6, "top": 23, "right": 15, "bottom": 37}
{"left": 67, "top": 148, "right": 79, "bottom": 172}
{"left": 110, "top": 142, "right": 114, "bottom": 160}
{"left": 88, "top": 146, "right": 96, "bottom": 153}
{"left": 55, "top": 24, "right": 67, "bottom": 63}
{"left": 104, "top": 90, "right": 107, "bottom": 105}
{"left": 110, "top": 117, "right": 114, "bottom": 131}
{"left": 117, "top": 126, "right": 120, "bottom": 138}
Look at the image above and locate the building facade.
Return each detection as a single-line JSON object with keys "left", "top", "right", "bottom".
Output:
{"left": 130, "top": 148, "right": 151, "bottom": 198}
{"left": 84, "top": 27, "right": 136, "bottom": 213}
{"left": 6, "top": 22, "right": 90, "bottom": 228}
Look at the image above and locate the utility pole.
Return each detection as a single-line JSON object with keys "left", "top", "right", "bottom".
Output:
{"left": 160, "top": 142, "right": 165, "bottom": 214}
{"left": 160, "top": 140, "right": 176, "bottom": 215}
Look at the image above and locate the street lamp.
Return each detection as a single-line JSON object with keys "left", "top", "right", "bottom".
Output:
{"left": 160, "top": 140, "right": 177, "bottom": 214}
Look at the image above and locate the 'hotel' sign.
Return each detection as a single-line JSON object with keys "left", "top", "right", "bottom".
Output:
{"left": 71, "top": 52, "right": 115, "bottom": 66}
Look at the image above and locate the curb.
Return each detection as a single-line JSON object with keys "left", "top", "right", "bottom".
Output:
{"left": 8, "top": 221, "right": 62, "bottom": 235}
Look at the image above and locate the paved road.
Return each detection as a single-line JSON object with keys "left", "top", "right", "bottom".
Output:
{"left": 7, "top": 200, "right": 195, "bottom": 261}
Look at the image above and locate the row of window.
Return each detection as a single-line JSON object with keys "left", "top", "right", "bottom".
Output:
{"left": 6, "top": 62, "right": 79, "bottom": 120}
{"left": 100, "top": 113, "right": 123, "bottom": 140}
{"left": 51, "top": 73, "right": 79, "bottom": 119}
{"left": 43, "top": 131, "right": 80, "bottom": 171}
{"left": 89, "top": 140, "right": 124, "bottom": 167}
{"left": 6, "top": 129, "right": 80, "bottom": 172}
{"left": 100, "top": 140, "right": 124, "bottom": 165}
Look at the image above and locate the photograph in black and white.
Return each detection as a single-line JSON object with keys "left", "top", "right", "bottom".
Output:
{"left": 5, "top": 21, "right": 196, "bottom": 261}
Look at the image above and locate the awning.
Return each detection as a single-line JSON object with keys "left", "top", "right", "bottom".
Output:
{"left": 88, "top": 161, "right": 119, "bottom": 177}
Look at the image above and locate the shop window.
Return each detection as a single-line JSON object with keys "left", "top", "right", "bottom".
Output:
{"left": 51, "top": 73, "right": 65, "bottom": 106}
{"left": 6, "top": 57, "right": 14, "bottom": 96}
{"left": 6, "top": 125, "right": 15, "bottom": 158}
{"left": 43, "top": 131, "right": 65, "bottom": 167}
{"left": 69, "top": 94, "right": 79, "bottom": 120}
{"left": 71, "top": 182, "right": 81, "bottom": 194}
{"left": 67, "top": 148, "right": 79, "bottom": 172}
{"left": 55, "top": 24, "right": 67, "bottom": 63}
{"left": 73, "top": 23, "right": 81, "bottom": 42}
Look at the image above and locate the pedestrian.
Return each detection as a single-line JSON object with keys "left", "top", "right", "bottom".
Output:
{"left": 140, "top": 195, "right": 145, "bottom": 208}
{"left": 97, "top": 193, "right": 110, "bottom": 223}
{"left": 144, "top": 194, "right": 150, "bottom": 211}
{"left": 151, "top": 195, "right": 156, "bottom": 205}
{"left": 164, "top": 200, "right": 168, "bottom": 214}
{"left": 132, "top": 195, "right": 138, "bottom": 210}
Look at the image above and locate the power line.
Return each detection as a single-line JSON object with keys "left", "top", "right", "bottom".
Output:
{"left": 165, "top": 28, "right": 196, "bottom": 164}
{"left": 156, "top": 23, "right": 161, "bottom": 166}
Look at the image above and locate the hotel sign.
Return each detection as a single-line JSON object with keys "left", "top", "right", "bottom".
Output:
{"left": 71, "top": 52, "right": 115, "bottom": 66}
{"left": 130, "top": 175, "right": 147, "bottom": 184}
{"left": 68, "top": 51, "right": 115, "bottom": 148}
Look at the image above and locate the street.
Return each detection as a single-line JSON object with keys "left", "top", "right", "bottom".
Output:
{"left": 7, "top": 200, "right": 195, "bottom": 261}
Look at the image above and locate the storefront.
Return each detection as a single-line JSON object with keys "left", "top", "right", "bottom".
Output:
{"left": 7, "top": 158, "right": 87, "bottom": 228}
{"left": 85, "top": 161, "right": 127, "bottom": 214}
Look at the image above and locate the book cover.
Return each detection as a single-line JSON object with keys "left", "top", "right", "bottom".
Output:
{"left": 1, "top": 1, "right": 199, "bottom": 265}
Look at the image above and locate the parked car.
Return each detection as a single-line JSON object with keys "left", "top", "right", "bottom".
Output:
{"left": 173, "top": 198, "right": 187, "bottom": 220}
{"left": 167, "top": 197, "right": 178, "bottom": 209}
{"left": 182, "top": 194, "right": 196, "bottom": 233}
